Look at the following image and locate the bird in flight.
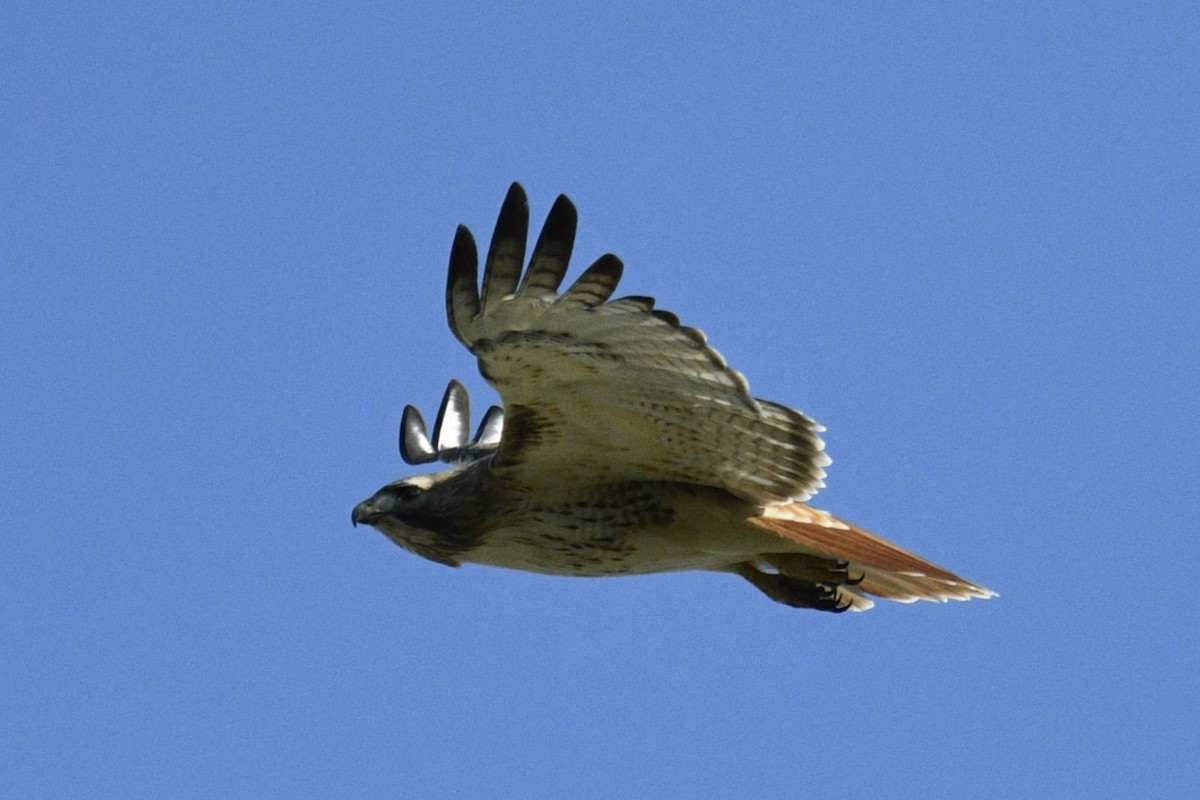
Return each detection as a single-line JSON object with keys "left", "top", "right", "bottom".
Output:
{"left": 353, "top": 184, "right": 996, "bottom": 612}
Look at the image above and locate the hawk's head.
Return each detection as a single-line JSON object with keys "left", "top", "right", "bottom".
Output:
{"left": 352, "top": 468, "right": 489, "bottom": 567}
{"left": 351, "top": 473, "right": 438, "bottom": 529}
{"left": 353, "top": 381, "right": 501, "bottom": 566}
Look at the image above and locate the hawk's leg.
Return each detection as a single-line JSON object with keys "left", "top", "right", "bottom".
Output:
{"left": 730, "top": 562, "right": 854, "bottom": 613}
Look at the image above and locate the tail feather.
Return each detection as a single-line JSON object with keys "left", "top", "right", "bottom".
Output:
{"left": 751, "top": 502, "right": 997, "bottom": 606}
{"left": 856, "top": 569, "right": 993, "bottom": 604}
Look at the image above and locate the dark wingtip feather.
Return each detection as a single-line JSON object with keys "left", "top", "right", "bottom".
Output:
{"left": 520, "top": 194, "right": 578, "bottom": 295}
{"left": 480, "top": 184, "right": 530, "bottom": 310}
{"left": 432, "top": 379, "right": 471, "bottom": 452}
{"left": 446, "top": 225, "right": 480, "bottom": 346}
{"left": 399, "top": 405, "right": 437, "bottom": 464}
{"left": 558, "top": 253, "right": 624, "bottom": 308}
{"left": 400, "top": 383, "right": 504, "bottom": 466}
{"left": 474, "top": 405, "right": 504, "bottom": 447}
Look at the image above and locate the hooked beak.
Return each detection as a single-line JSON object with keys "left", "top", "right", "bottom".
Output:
{"left": 352, "top": 497, "right": 384, "bottom": 527}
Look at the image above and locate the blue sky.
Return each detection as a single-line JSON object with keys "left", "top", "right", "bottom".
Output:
{"left": 3, "top": 3, "right": 1197, "bottom": 797}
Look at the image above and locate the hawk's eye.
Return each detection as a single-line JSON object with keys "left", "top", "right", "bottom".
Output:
{"left": 393, "top": 484, "right": 423, "bottom": 502}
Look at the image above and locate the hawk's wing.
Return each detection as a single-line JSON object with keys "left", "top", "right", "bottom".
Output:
{"left": 445, "top": 183, "right": 829, "bottom": 504}
{"left": 398, "top": 379, "right": 503, "bottom": 466}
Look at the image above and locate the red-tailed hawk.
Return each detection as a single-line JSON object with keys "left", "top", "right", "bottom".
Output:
{"left": 352, "top": 184, "right": 996, "bottom": 612}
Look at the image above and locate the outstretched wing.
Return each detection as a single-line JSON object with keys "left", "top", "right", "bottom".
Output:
{"left": 445, "top": 183, "right": 829, "bottom": 503}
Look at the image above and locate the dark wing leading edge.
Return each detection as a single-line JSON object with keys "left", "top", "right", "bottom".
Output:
{"left": 446, "top": 183, "right": 830, "bottom": 504}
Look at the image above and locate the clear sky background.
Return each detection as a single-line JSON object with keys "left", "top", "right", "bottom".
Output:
{"left": 4, "top": 3, "right": 1197, "bottom": 798}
